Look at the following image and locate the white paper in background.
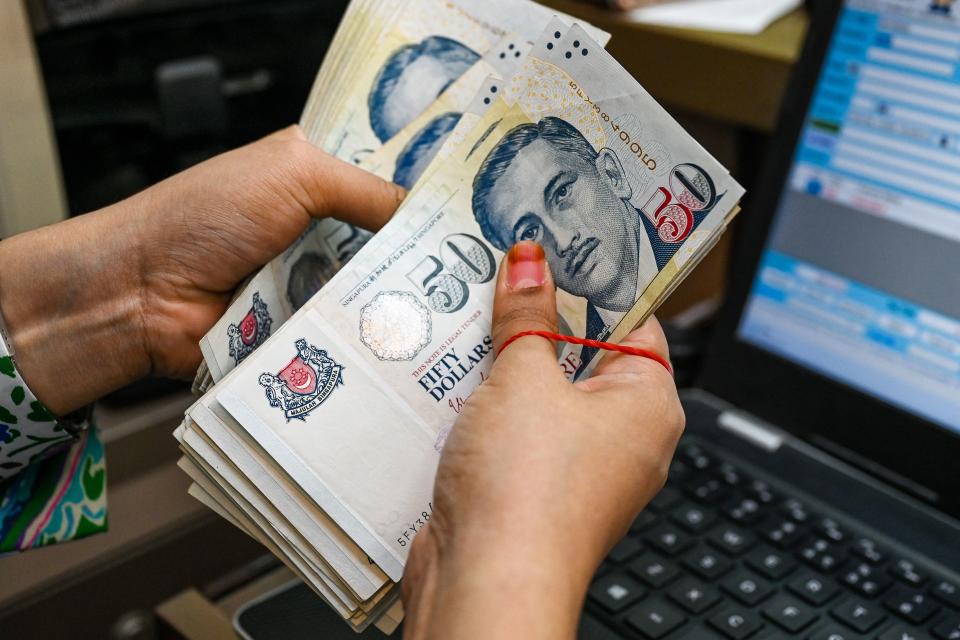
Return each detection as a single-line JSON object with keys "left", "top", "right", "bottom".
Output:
{"left": 628, "top": 0, "right": 802, "bottom": 34}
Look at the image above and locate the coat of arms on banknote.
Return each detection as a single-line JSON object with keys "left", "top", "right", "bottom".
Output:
{"left": 227, "top": 292, "right": 273, "bottom": 364}
{"left": 258, "top": 339, "right": 345, "bottom": 420}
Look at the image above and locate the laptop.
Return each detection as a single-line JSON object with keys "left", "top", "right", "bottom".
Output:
{"left": 582, "top": 1, "right": 960, "bottom": 639}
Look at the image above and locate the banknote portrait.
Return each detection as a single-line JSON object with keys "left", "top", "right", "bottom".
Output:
{"left": 472, "top": 116, "right": 710, "bottom": 370}
{"left": 286, "top": 251, "right": 339, "bottom": 311}
{"left": 393, "top": 112, "right": 461, "bottom": 189}
{"left": 368, "top": 36, "right": 479, "bottom": 144}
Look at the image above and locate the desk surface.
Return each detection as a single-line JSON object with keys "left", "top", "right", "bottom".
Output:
{"left": 545, "top": 2, "right": 810, "bottom": 130}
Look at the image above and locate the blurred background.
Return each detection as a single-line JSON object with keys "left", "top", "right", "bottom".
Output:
{"left": 0, "top": 0, "right": 806, "bottom": 637}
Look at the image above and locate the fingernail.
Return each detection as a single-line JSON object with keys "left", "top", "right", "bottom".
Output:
{"left": 506, "top": 242, "right": 546, "bottom": 290}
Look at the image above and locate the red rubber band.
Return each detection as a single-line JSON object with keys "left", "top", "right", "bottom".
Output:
{"left": 497, "top": 330, "right": 672, "bottom": 374}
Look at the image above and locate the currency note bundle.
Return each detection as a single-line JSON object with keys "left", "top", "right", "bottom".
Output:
{"left": 176, "top": 1, "right": 743, "bottom": 633}
{"left": 193, "top": 0, "right": 609, "bottom": 393}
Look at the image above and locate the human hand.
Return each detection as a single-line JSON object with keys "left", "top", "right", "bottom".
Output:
{"left": 132, "top": 126, "right": 404, "bottom": 379}
{"left": 402, "top": 241, "right": 685, "bottom": 639}
{"left": 0, "top": 126, "right": 404, "bottom": 414}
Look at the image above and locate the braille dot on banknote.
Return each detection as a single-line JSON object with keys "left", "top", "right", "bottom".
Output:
{"left": 359, "top": 291, "right": 432, "bottom": 361}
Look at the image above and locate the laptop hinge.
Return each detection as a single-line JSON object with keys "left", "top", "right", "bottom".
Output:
{"left": 808, "top": 434, "right": 940, "bottom": 504}
{"left": 716, "top": 411, "right": 784, "bottom": 452}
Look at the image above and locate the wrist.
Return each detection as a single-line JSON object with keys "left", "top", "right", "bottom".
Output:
{"left": 403, "top": 516, "right": 595, "bottom": 639}
{"left": 0, "top": 206, "right": 151, "bottom": 414}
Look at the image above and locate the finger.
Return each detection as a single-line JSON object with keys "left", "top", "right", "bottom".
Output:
{"left": 489, "top": 242, "right": 563, "bottom": 375}
{"left": 283, "top": 127, "right": 407, "bottom": 231}
{"left": 588, "top": 315, "right": 672, "bottom": 380}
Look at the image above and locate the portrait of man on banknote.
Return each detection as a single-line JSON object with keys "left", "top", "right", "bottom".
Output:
{"left": 393, "top": 111, "right": 462, "bottom": 189}
{"left": 368, "top": 36, "right": 479, "bottom": 144}
{"left": 472, "top": 116, "right": 711, "bottom": 370}
{"left": 286, "top": 251, "right": 338, "bottom": 311}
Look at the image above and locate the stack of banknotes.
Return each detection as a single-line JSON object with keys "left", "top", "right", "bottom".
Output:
{"left": 176, "top": 0, "right": 745, "bottom": 632}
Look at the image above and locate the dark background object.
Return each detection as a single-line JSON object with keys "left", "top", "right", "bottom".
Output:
{"left": 38, "top": 0, "right": 348, "bottom": 214}
{"left": 234, "top": 581, "right": 398, "bottom": 639}
{"left": 34, "top": 0, "right": 349, "bottom": 403}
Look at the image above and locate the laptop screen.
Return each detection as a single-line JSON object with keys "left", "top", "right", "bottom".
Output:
{"left": 738, "top": 0, "right": 960, "bottom": 434}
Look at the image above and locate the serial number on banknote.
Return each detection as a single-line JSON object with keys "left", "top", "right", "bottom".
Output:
{"left": 397, "top": 502, "right": 435, "bottom": 547}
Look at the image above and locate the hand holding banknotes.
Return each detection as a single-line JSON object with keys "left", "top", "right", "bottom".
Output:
{"left": 0, "top": 126, "right": 404, "bottom": 414}
{"left": 402, "top": 241, "right": 685, "bottom": 639}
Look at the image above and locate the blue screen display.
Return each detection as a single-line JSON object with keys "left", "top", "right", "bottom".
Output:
{"left": 739, "top": 0, "right": 960, "bottom": 433}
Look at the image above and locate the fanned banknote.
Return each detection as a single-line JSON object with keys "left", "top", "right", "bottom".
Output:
{"left": 176, "top": 17, "right": 743, "bottom": 632}
{"left": 193, "top": 1, "right": 609, "bottom": 393}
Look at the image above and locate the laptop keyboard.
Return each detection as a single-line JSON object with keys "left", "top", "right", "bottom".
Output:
{"left": 581, "top": 440, "right": 960, "bottom": 640}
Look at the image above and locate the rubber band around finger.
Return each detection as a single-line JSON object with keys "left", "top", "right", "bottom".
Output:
{"left": 497, "top": 330, "right": 672, "bottom": 374}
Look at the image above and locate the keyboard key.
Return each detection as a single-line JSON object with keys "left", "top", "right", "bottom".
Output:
{"left": 720, "top": 569, "right": 775, "bottom": 606}
{"left": 577, "top": 614, "right": 628, "bottom": 640}
{"left": 645, "top": 524, "right": 695, "bottom": 556}
{"left": 686, "top": 477, "right": 730, "bottom": 503}
{"left": 745, "top": 479, "right": 777, "bottom": 505}
{"left": 839, "top": 559, "right": 892, "bottom": 597}
{"left": 668, "top": 459, "right": 691, "bottom": 483}
{"left": 667, "top": 577, "right": 721, "bottom": 614}
{"left": 670, "top": 503, "right": 717, "bottom": 533}
{"left": 831, "top": 598, "right": 886, "bottom": 632}
{"left": 682, "top": 547, "right": 733, "bottom": 580}
{"left": 716, "top": 463, "right": 746, "bottom": 487}
{"left": 624, "top": 599, "right": 686, "bottom": 639}
{"left": 629, "top": 554, "right": 680, "bottom": 589}
{"left": 798, "top": 537, "right": 847, "bottom": 573}
{"left": 782, "top": 498, "right": 814, "bottom": 523}
{"left": 707, "top": 607, "right": 763, "bottom": 640}
{"left": 708, "top": 525, "right": 756, "bottom": 556}
{"left": 594, "top": 561, "right": 612, "bottom": 579}
{"left": 931, "top": 579, "right": 960, "bottom": 608}
{"left": 761, "top": 594, "right": 818, "bottom": 633}
{"left": 761, "top": 518, "right": 806, "bottom": 549}
{"left": 788, "top": 570, "right": 840, "bottom": 605}
{"left": 724, "top": 496, "right": 765, "bottom": 525}
{"left": 649, "top": 486, "right": 683, "bottom": 512}
{"left": 589, "top": 574, "right": 646, "bottom": 613}
{"left": 851, "top": 537, "right": 886, "bottom": 565}
{"left": 630, "top": 511, "right": 658, "bottom": 534}
{"left": 608, "top": 537, "right": 644, "bottom": 564}
{"left": 891, "top": 559, "right": 928, "bottom": 587}
{"left": 808, "top": 626, "right": 858, "bottom": 640}
{"left": 745, "top": 545, "right": 796, "bottom": 580}
{"left": 816, "top": 518, "right": 847, "bottom": 543}
{"left": 884, "top": 587, "right": 940, "bottom": 624}
{"left": 878, "top": 625, "right": 933, "bottom": 640}
{"left": 679, "top": 443, "right": 713, "bottom": 470}
{"left": 933, "top": 615, "right": 960, "bottom": 640}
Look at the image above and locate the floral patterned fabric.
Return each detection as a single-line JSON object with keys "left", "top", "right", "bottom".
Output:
{"left": 0, "top": 354, "right": 108, "bottom": 552}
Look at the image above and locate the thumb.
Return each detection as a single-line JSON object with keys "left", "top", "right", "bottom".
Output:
{"left": 490, "top": 242, "right": 562, "bottom": 375}
{"left": 282, "top": 126, "right": 406, "bottom": 232}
